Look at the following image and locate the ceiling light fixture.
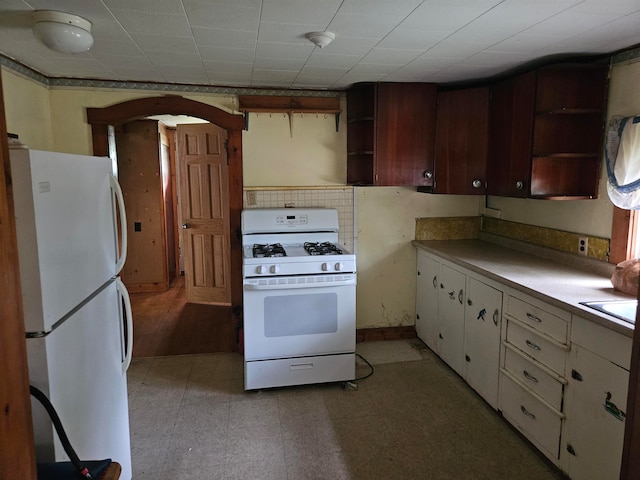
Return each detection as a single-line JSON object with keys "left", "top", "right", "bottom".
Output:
{"left": 306, "top": 31, "right": 335, "bottom": 48}
{"left": 33, "top": 10, "right": 94, "bottom": 54}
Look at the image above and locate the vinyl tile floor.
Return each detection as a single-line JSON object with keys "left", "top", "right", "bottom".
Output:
{"left": 127, "top": 339, "right": 563, "bottom": 480}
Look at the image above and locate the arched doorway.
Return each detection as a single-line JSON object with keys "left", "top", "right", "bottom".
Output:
{"left": 87, "top": 96, "right": 245, "bottom": 352}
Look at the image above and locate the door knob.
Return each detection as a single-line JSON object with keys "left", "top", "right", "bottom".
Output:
{"left": 182, "top": 223, "right": 191, "bottom": 229}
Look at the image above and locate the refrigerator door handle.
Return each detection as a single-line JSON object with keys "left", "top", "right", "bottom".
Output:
{"left": 116, "top": 277, "right": 134, "bottom": 373}
{"left": 110, "top": 173, "right": 128, "bottom": 274}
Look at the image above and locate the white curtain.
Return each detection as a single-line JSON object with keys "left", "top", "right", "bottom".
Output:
{"left": 607, "top": 115, "right": 640, "bottom": 209}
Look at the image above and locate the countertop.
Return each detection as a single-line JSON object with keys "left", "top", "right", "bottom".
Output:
{"left": 413, "top": 238, "right": 636, "bottom": 337}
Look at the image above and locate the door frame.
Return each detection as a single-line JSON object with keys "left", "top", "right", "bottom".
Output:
{"left": 86, "top": 96, "right": 245, "bottom": 332}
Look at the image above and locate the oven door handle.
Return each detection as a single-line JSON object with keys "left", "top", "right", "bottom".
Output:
{"left": 244, "top": 278, "right": 356, "bottom": 290}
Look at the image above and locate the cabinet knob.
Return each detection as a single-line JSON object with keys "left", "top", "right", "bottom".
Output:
{"left": 515, "top": 181, "right": 525, "bottom": 190}
{"left": 423, "top": 170, "right": 433, "bottom": 179}
{"left": 472, "top": 179, "right": 483, "bottom": 188}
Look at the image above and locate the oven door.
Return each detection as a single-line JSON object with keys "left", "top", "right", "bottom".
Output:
{"left": 243, "top": 274, "right": 356, "bottom": 361}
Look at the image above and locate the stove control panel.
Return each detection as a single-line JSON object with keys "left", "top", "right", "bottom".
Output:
{"left": 275, "top": 214, "right": 308, "bottom": 226}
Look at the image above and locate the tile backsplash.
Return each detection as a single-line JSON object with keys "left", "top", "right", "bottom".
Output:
{"left": 243, "top": 187, "right": 355, "bottom": 253}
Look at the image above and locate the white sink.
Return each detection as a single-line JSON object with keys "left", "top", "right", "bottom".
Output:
{"left": 580, "top": 300, "right": 638, "bottom": 324}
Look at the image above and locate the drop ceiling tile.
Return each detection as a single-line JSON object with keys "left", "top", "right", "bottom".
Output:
{"left": 109, "top": 10, "right": 192, "bottom": 36}
{"left": 423, "top": 41, "right": 488, "bottom": 59}
{"left": 571, "top": 0, "right": 640, "bottom": 15}
{"left": 93, "top": 53, "right": 152, "bottom": 68}
{"left": 207, "top": 71, "right": 253, "bottom": 86}
{"left": 398, "top": 1, "right": 501, "bottom": 30}
{"left": 25, "top": 0, "right": 110, "bottom": 19}
{"left": 376, "top": 29, "right": 451, "bottom": 50}
{"left": 145, "top": 51, "right": 202, "bottom": 67}
{"left": 129, "top": 34, "right": 198, "bottom": 54}
{"left": 338, "top": 0, "right": 423, "bottom": 17}
{"left": 327, "top": 13, "right": 401, "bottom": 39}
{"left": 183, "top": 0, "right": 261, "bottom": 30}
{"left": 305, "top": 53, "right": 361, "bottom": 69}
{"left": 156, "top": 65, "right": 208, "bottom": 83}
{"left": 255, "top": 42, "right": 314, "bottom": 60}
{"left": 317, "top": 36, "right": 379, "bottom": 56}
{"left": 203, "top": 61, "right": 253, "bottom": 75}
{"left": 261, "top": 0, "right": 342, "bottom": 24}
{"left": 347, "top": 62, "right": 401, "bottom": 75}
{"left": 198, "top": 46, "right": 255, "bottom": 63}
{"left": 103, "top": 0, "right": 185, "bottom": 15}
{"left": 360, "top": 48, "right": 423, "bottom": 65}
{"left": 108, "top": 66, "right": 165, "bottom": 82}
{"left": 193, "top": 27, "right": 256, "bottom": 49}
{"left": 526, "top": 11, "right": 622, "bottom": 36}
{"left": 258, "top": 22, "right": 326, "bottom": 44}
{"left": 253, "top": 56, "right": 306, "bottom": 70}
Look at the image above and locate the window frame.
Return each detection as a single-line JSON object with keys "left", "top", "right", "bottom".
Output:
{"left": 610, "top": 206, "right": 639, "bottom": 264}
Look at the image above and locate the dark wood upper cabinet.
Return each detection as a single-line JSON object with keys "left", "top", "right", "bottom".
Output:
{"left": 346, "top": 82, "right": 437, "bottom": 186}
{"left": 487, "top": 63, "right": 609, "bottom": 199}
{"left": 433, "top": 86, "right": 490, "bottom": 195}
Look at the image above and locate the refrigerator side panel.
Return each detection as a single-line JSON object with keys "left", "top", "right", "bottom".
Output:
{"left": 27, "top": 281, "right": 132, "bottom": 479}
{"left": 11, "top": 148, "right": 117, "bottom": 332}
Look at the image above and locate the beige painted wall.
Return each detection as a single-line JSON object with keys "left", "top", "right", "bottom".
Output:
{"left": 356, "top": 188, "right": 482, "bottom": 328}
{"left": 2, "top": 69, "right": 53, "bottom": 150}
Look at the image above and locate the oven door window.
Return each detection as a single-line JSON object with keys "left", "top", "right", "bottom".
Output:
{"left": 264, "top": 293, "right": 337, "bottom": 337}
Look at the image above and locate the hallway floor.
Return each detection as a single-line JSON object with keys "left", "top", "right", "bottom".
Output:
{"left": 128, "top": 339, "right": 563, "bottom": 480}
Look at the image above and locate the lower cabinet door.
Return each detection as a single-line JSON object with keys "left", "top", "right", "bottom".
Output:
{"left": 563, "top": 345, "right": 629, "bottom": 480}
{"left": 464, "top": 277, "right": 502, "bottom": 409}
{"left": 437, "top": 264, "right": 466, "bottom": 376}
{"left": 416, "top": 252, "right": 440, "bottom": 352}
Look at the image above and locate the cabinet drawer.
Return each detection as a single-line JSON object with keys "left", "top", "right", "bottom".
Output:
{"left": 504, "top": 347, "right": 564, "bottom": 411}
{"left": 500, "top": 373, "right": 563, "bottom": 460}
{"left": 506, "top": 295, "right": 569, "bottom": 343}
{"left": 506, "top": 321, "right": 568, "bottom": 375}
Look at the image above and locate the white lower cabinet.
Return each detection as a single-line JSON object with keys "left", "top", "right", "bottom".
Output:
{"left": 415, "top": 247, "right": 634, "bottom": 480}
{"left": 561, "top": 317, "right": 632, "bottom": 480}
{"left": 415, "top": 250, "right": 503, "bottom": 408}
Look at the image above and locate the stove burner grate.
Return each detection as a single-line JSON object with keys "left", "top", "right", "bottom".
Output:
{"left": 253, "top": 243, "right": 287, "bottom": 258}
{"left": 304, "top": 241, "right": 343, "bottom": 256}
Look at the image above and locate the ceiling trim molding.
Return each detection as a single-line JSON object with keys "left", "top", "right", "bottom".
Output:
{"left": 0, "top": 54, "right": 343, "bottom": 98}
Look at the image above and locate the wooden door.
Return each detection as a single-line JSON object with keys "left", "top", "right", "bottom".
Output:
{"left": 434, "top": 87, "right": 489, "bottom": 194}
{"left": 177, "top": 123, "right": 231, "bottom": 305}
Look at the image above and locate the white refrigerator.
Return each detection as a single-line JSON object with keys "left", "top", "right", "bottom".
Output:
{"left": 10, "top": 146, "right": 133, "bottom": 479}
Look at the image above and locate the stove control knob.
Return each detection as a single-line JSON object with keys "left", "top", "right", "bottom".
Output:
{"left": 335, "top": 262, "right": 343, "bottom": 271}
{"left": 322, "top": 263, "right": 329, "bottom": 271}
{"left": 270, "top": 265, "right": 279, "bottom": 274}
{"left": 256, "top": 265, "right": 264, "bottom": 274}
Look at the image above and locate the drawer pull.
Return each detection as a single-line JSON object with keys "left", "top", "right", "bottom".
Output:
{"left": 493, "top": 308, "right": 499, "bottom": 326}
{"left": 526, "top": 312, "right": 542, "bottom": 323}
{"left": 520, "top": 405, "right": 536, "bottom": 420}
{"left": 290, "top": 363, "right": 314, "bottom": 370}
{"left": 432, "top": 276, "right": 437, "bottom": 289}
{"left": 458, "top": 289, "right": 464, "bottom": 304}
{"left": 526, "top": 340, "right": 541, "bottom": 351}
{"left": 523, "top": 370, "right": 539, "bottom": 383}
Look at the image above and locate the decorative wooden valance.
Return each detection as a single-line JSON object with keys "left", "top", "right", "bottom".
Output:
{"left": 238, "top": 95, "right": 341, "bottom": 135}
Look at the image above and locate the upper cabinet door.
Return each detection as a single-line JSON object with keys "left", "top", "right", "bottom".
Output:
{"left": 486, "top": 71, "right": 536, "bottom": 197}
{"left": 346, "top": 82, "right": 437, "bottom": 186}
{"left": 433, "top": 86, "right": 490, "bottom": 194}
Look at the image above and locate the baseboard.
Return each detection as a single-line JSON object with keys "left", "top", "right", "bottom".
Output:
{"left": 356, "top": 326, "right": 417, "bottom": 343}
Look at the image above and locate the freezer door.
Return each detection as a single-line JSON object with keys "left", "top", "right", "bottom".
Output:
{"left": 11, "top": 148, "right": 126, "bottom": 332}
{"left": 27, "top": 281, "right": 132, "bottom": 480}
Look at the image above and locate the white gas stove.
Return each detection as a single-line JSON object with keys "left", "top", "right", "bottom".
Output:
{"left": 241, "top": 208, "right": 356, "bottom": 390}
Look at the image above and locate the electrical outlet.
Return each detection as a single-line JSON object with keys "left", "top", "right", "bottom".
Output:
{"left": 578, "top": 236, "right": 588, "bottom": 255}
